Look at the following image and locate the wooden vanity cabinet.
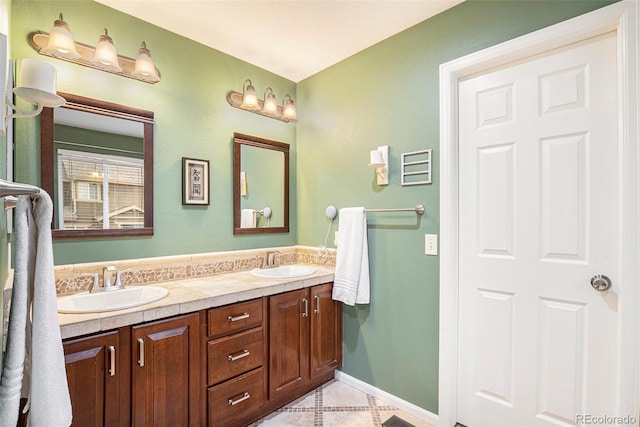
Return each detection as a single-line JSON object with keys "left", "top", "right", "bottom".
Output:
{"left": 269, "top": 283, "right": 342, "bottom": 402}
{"left": 206, "top": 298, "right": 268, "bottom": 426}
{"left": 63, "top": 313, "right": 202, "bottom": 427}
{"left": 63, "top": 328, "right": 131, "bottom": 426}
{"left": 62, "top": 282, "right": 341, "bottom": 427}
{"left": 309, "top": 283, "right": 343, "bottom": 380}
{"left": 131, "top": 312, "right": 202, "bottom": 427}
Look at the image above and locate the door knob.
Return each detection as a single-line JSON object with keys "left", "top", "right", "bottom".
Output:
{"left": 590, "top": 274, "right": 612, "bottom": 292}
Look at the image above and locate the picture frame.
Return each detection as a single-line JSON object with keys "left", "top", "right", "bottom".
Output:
{"left": 182, "top": 157, "right": 210, "bottom": 205}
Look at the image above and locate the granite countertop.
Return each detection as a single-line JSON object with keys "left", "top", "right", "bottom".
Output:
{"left": 58, "top": 265, "right": 335, "bottom": 340}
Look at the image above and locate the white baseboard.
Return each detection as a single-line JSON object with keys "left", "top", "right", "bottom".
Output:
{"left": 334, "top": 370, "right": 440, "bottom": 426}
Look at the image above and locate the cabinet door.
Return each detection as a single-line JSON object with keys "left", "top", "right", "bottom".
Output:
{"left": 310, "top": 283, "right": 343, "bottom": 379}
{"left": 269, "top": 288, "right": 309, "bottom": 398}
{"left": 63, "top": 329, "right": 129, "bottom": 426}
{"left": 131, "top": 313, "right": 201, "bottom": 427}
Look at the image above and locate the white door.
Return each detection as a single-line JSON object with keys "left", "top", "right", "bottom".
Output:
{"left": 458, "top": 32, "right": 620, "bottom": 426}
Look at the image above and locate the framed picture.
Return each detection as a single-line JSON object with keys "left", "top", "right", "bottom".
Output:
{"left": 182, "top": 157, "right": 210, "bottom": 205}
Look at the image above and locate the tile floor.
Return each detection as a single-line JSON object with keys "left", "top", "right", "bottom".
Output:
{"left": 252, "top": 379, "right": 435, "bottom": 427}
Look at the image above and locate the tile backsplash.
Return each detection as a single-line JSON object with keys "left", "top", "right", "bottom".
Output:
{"left": 53, "top": 245, "right": 336, "bottom": 296}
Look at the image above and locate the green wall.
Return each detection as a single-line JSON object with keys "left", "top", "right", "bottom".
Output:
{"left": 7, "top": 0, "right": 618, "bottom": 415}
{"left": 11, "top": 0, "right": 298, "bottom": 265}
{"left": 296, "top": 0, "right": 617, "bottom": 413}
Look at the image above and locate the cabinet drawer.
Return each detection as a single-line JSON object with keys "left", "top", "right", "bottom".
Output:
{"left": 208, "top": 367, "right": 264, "bottom": 424}
{"left": 208, "top": 299, "right": 263, "bottom": 338}
{"left": 207, "top": 327, "right": 263, "bottom": 385}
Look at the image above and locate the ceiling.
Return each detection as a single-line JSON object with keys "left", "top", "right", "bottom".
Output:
{"left": 95, "top": 0, "right": 464, "bottom": 82}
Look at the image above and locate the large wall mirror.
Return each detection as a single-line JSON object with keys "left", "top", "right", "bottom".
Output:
{"left": 41, "top": 92, "right": 154, "bottom": 239}
{"left": 233, "top": 132, "right": 289, "bottom": 235}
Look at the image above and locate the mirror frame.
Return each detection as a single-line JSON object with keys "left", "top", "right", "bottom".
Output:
{"left": 41, "top": 92, "right": 154, "bottom": 239}
{"left": 233, "top": 132, "right": 289, "bottom": 235}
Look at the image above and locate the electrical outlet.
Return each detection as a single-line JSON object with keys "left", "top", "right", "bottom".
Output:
{"left": 425, "top": 234, "right": 438, "bottom": 256}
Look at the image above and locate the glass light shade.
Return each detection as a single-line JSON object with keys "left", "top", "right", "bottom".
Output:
{"left": 368, "top": 150, "right": 385, "bottom": 168}
{"left": 132, "top": 42, "right": 160, "bottom": 82}
{"left": 90, "top": 29, "right": 122, "bottom": 72}
{"left": 282, "top": 95, "right": 297, "bottom": 121}
{"left": 262, "top": 88, "right": 277, "bottom": 114}
{"left": 14, "top": 58, "right": 66, "bottom": 107}
{"left": 241, "top": 80, "right": 259, "bottom": 110}
{"left": 41, "top": 14, "right": 80, "bottom": 59}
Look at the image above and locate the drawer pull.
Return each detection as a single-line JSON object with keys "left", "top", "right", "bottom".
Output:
{"left": 137, "top": 338, "right": 145, "bottom": 367}
{"left": 228, "top": 392, "right": 250, "bottom": 406}
{"left": 228, "top": 349, "right": 250, "bottom": 362}
{"left": 314, "top": 295, "right": 320, "bottom": 314}
{"left": 108, "top": 345, "right": 116, "bottom": 376}
{"left": 302, "top": 298, "right": 308, "bottom": 317}
{"left": 227, "top": 312, "right": 250, "bottom": 322}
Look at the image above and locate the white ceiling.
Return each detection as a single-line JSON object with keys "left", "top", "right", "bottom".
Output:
{"left": 95, "top": 0, "right": 464, "bottom": 82}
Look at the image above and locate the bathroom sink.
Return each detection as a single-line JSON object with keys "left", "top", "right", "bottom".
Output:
{"left": 57, "top": 286, "right": 169, "bottom": 314}
{"left": 250, "top": 265, "right": 316, "bottom": 279}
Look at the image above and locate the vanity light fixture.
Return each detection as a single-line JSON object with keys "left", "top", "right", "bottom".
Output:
{"left": 28, "top": 13, "right": 161, "bottom": 84}
{"left": 240, "top": 79, "right": 259, "bottom": 110}
{"left": 281, "top": 94, "right": 297, "bottom": 121}
{"left": 226, "top": 79, "right": 298, "bottom": 123}
{"left": 40, "top": 13, "right": 80, "bottom": 59}
{"left": 3, "top": 58, "right": 66, "bottom": 133}
{"left": 368, "top": 145, "right": 389, "bottom": 186}
{"left": 262, "top": 87, "right": 277, "bottom": 114}
{"left": 91, "top": 29, "right": 122, "bottom": 72}
{"left": 132, "top": 42, "right": 160, "bottom": 83}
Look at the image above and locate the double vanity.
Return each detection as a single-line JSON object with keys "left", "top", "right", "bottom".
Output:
{"left": 33, "top": 92, "right": 334, "bottom": 425}
{"left": 55, "top": 247, "right": 341, "bottom": 426}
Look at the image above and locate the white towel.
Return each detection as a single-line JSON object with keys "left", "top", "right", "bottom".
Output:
{"left": 332, "top": 207, "right": 370, "bottom": 306}
{"left": 0, "top": 191, "right": 72, "bottom": 426}
{"left": 241, "top": 209, "right": 256, "bottom": 228}
{"left": 0, "top": 197, "right": 33, "bottom": 426}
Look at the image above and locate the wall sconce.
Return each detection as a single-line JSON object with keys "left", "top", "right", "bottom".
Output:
{"left": 368, "top": 145, "right": 389, "bottom": 186}
{"left": 227, "top": 79, "right": 297, "bottom": 123}
{"left": 2, "top": 58, "right": 66, "bottom": 133}
{"left": 28, "top": 13, "right": 161, "bottom": 84}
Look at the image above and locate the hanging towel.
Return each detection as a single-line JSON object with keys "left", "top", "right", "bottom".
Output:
{"left": 0, "top": 197, "right": 33, "bottom": 427}
{"left": 241, "top": 209, "right": 256, "bottom": 228}
{"left": 0, "top": 191, "right": 72, "bottom": 427}
{"left": 332, "top": 207, "right": 370, "bottom": 306}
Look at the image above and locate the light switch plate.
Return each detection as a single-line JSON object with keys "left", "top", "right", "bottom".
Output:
{"left": 425, "top": 234, "right": 438, "bottom": 256}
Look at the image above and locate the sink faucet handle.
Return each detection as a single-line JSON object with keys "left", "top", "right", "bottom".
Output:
{"left": 115, "top": 268, "right": 131, "bottom": 288}
{"left": 82, "top": 272, "right": 99, "bottom": 293}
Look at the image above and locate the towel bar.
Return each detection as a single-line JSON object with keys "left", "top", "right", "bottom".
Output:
{"left": 365, "top": 204, "right": 424, "bottom": 215}
{"left": 0, "top": 178, "right": 40, "bottom": 198}
{"left": 327, "top": 204, "right": 425, "bottom": 217}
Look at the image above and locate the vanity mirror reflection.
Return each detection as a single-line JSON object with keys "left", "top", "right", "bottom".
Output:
{"left": 41, "top": 92, "right": 154, "bottom": 239}
{"left": 233, "top": 132, "right": 289, "bottom": 235}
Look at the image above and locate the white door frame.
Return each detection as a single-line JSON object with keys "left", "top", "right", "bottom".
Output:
{"left": 438, "top": 2, "right": 639, "bottom": 426}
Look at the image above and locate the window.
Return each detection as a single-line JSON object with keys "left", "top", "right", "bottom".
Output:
{"left": 57, "top": 149, "right": 144, "bottom": 230}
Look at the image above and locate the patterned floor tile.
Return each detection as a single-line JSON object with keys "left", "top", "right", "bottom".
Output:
{"left": 252, "top": 379, "right": 435, "bottom": 427}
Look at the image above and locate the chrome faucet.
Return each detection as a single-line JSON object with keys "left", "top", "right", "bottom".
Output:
{"left": 263, "top": 251, "right": 281, "bottom": 269}
{"left": 83, "top": 266, "right": 127, "bottom": 293}
{"left": 103, "top": 266, "right": 117, "bottom": 289}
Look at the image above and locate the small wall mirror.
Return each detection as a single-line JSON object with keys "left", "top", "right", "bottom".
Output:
{"left": 233, "top": 132, "right": 289, "bottom": 235}
{"left": 41, "top": 93, "right": 154, "bottom": 239}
